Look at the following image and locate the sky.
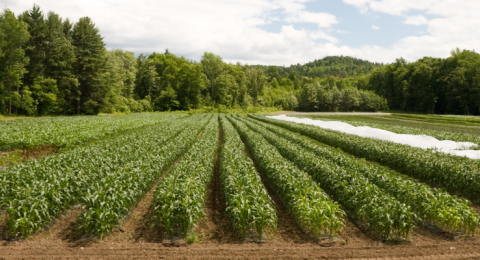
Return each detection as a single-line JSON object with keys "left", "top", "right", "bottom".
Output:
{"left": 3, "top": 0, "right": 480, "bottom": 65}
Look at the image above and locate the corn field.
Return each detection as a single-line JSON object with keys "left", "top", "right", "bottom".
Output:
{"left": 0, "top": 113, "right": 479, "bottom": 242}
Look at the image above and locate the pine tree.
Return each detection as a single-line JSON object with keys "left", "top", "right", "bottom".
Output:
{"left": 44, "top": 11, "right": 78, "bottom": 114}
{"left": 19, "top": 4, "right": 47, "bottom": 87}
{"left": 72, "top": 16, "right": 106, "bottom": 114}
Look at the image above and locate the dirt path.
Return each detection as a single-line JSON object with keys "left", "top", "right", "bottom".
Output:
{"left": 2, "top": 191, "right": 480, "bottom": 259}
{"left": 242, "top": 141, "right": 313, "bottom": 244}
{"left": 195, "top": 123, "right": 237, "bottom": 244}
{"left": 1, "top": 231, "right": 479, "bottom": 259}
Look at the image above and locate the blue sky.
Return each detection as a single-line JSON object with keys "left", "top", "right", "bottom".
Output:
{"left": 4, "top": 0, "right": 480, "bottom": 65}
{"left": 290, "top": 0, "right": 430, "bottom": 48}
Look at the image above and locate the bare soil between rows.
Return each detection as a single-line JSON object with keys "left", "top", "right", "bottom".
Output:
{"left": 2, "top": 221, "right": 480, "bottom": 259}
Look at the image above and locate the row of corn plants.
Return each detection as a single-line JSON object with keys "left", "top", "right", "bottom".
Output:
{"left": 152, "top": 115, "right": 219, "bottom": 238}
{"left": 0, "top": 114, "right": 203, "bottom": 238}
{"left": 79, "top": 115, "right": 210, "bottom": 239}
{"left": 218, "top": 115, "right": 277, "bottom": 239}
{"left": 245, "top": 115, "right": 479, "bottom": 235}
{"left": 235, "top": 115, "right": 415, "bottom": 239}
{"left": 250, "top": 115, "right": 480, "bottom": 201}
{"left": 0, "top": 113, "right": 186, "bottom": 151}
{"left": 227, "top": 115, "right": 345, "bottom": 237}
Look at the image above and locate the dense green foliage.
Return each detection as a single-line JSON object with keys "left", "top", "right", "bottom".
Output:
{"left": 152, "top": 115, "right": 218, "bottom": 238}
{"left": 359, "top": 50, "right": 480, "bottom": 115}
{"left": 258, "top": 56, "right": 381, "bottom": 79}
{"left": 228, "top": 115, "right": 345, "bottom": 237}
{"left": 297, "top": 81, "right": 388, "bottom": 112}
{"left": 0, "top": 9, "right": 30, "bottom": 115}
{"left": 246, "top": 115, "right": 479, "bottom": 235}
{"left": 219, "top": 115, "right": 276, "bottom": 239}
{"left": 0, "top": 6, "right": 151, "bottom": 116}
{"left": 0, "top": 5, "right": 389, "bottom": 115}
{"left": 253, "top": 115, "right": 480, "bottom": 201}
{"left": 0, "top": 113, "right": 185, "bottom": 150}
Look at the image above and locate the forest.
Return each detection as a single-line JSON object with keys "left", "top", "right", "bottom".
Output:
{"left": 0, "top": 5, "right": 479, "bottom": 115}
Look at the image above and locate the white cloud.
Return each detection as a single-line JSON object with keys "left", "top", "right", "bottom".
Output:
{"left": 342, "top": 0, "right": 437, "bottom": 16}
{"left": 6, "top": 0, "right": 350, "bottom": 65}
{"left": 4, "top": 0, "right": 480, "bottom": 65}
{"left": 343, "top": 0, "right": 480, "bottom": 62}
{"left": 404, "top": 15, "right": 428, "bottom": 26}
{"left": 285, "top": 11, "right": 338, "bottom": 28}
{"left": 372, "top": 25, "right": 380, "bottom": 30}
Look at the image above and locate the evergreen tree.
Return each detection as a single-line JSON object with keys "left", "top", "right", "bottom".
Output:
{"left": 72, "top": 17, "right": 106, "bottom": 114}
{"left": 44, "top": 11, "right": 78, "bottom": 114}
{"left": 19, "top": 4, "right": 47, "bottom": 87}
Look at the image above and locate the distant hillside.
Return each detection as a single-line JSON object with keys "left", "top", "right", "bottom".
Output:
{"left": 263, "top": 56, "right": 383, "bottom": 79}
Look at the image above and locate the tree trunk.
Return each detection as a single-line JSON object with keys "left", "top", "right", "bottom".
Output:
{"left": 211, "top": 79, "right": 214, "bottom": 98}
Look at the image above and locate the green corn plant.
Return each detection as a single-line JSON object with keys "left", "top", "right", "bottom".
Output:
{"left": 236, "top": 115, "right": 415, "bottom": 239}
{"left": 152, "top": 115, "right": 219, "bottom": 239}
{"left": 0, "top": 113, "right": 187, "bottom": 151}
{"left": 227, "top": 115, "right": 345, "bottom": 238}
{"left": 219, "top": 115, "right": 277, "bottom": 240}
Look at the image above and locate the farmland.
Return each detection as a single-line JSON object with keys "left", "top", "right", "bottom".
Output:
{"left": 1, "top": 113, "right": 480, "bottom": 259}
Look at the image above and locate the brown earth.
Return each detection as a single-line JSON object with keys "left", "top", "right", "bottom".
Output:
{"left": 21, "top": 145, "right": 58, "bottom": 161}
{"left": 2, "top": 211, "right": 480, "bottom": 260}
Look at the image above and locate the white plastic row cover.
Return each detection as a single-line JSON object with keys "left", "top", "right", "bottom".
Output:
{"left": 267, "top": 115, "right": 480, "bottom": 160}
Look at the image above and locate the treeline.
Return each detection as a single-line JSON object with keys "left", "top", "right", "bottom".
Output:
{"left": 265, "top": 49, "right": 480, "bottom": 115}
{"left": 0, "top": 5, "right": 387, "bottom": 115}
{"left": 363, "top": 49, "right": 480, "bottom": 115}
{"left": 134, "top": 53, "right": 388, "bottom": 112}
{"left": 0, "top": 5, "right": 152, "bottom": 115}
{"left": 258, "top": 56, "right": 382, "bottom": 79}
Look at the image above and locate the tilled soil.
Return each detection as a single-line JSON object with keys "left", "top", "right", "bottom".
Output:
{"left": 2, "top": 123, "right": 480, "bottom": 259}
{"left": 2, "top": 218, "right": 480, "bottom": 260}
